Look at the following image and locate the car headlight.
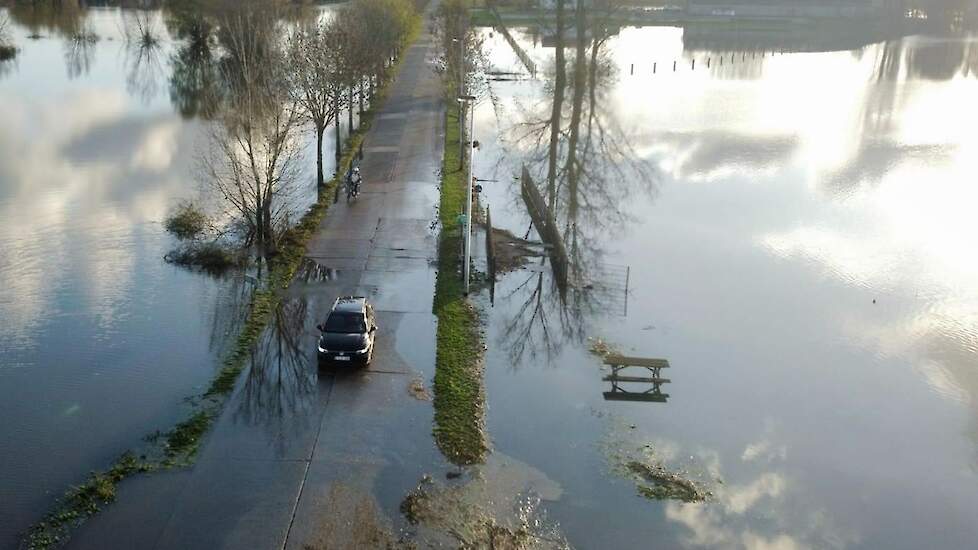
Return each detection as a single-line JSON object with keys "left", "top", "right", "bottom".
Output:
{"left": 318, "top": 344, "right": 328, "bottom": 353}
{"left": 354, "top": 345, "right": 369, "bottom": 354}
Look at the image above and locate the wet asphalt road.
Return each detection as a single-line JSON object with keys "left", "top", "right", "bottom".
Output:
{"left": 66, "top": 8, "right": 447, "bottom": 550}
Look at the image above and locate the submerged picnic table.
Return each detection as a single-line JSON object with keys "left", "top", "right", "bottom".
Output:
{"left": 602, "top": 355, "right": 671, "bottom": 403}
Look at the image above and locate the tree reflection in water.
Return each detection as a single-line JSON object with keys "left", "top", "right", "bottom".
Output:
{"left": 235, "top": 296, "right": 317, "bottom": 453}
{"left": 122, "top": 10, "right": 166, "bottom": 103}
{"left": 497, "top": 3, "right": 656, "bottom": 367}
{"left": 496, "top": 4, "right": 978, "bottom": 366}
{"left": 63, "top": 20, "right": 97, "bottom": 79}
{"left": 8, "top": 0, "right": 99, "bottom": 79}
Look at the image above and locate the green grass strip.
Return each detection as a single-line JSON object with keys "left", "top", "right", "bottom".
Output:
{"left": 24, "top": 19, "right": 422, "bottom": 550}
{"left": 431, "top": 101, "right": 487, "bottom": 466}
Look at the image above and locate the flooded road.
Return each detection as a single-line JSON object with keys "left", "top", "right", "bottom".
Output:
{"left": 472, "top": 16, "right": 978, "bottom": 550}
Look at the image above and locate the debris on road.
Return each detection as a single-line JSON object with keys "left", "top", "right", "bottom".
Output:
{"left": 409, "top": 377, "right": 432, "bottom": 401}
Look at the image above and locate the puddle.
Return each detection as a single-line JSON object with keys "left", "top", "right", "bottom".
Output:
{"left": 400, "top": 453, "right": 567, "bottom": 549}
{"left": 295, "top": 258, "right": 343, "bottom": 283}
{"left": 303, "top": 484, "right": 400, "bottom": 550}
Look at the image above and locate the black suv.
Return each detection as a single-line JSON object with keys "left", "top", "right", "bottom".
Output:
{"left": 316, "top": 297, "right": 377, "bottom": 366}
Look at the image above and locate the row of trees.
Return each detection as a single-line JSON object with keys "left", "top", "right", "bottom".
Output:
{"left": 164, "top": 0, "right": 416, "bottom": 257}
{"left": 286, "top": 0, "right": 416, "bottom": 188}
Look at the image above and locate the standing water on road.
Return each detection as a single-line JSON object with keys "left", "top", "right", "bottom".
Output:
{"left": 471, "top": 11, "right": 978, "bottom": 550}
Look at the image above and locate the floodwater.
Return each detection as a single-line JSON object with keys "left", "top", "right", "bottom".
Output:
{"left": 472, "top": 15, "right": 978, "bottom": 550}
{"left": 0, "top": 6, "right": 342, "bottom": 547}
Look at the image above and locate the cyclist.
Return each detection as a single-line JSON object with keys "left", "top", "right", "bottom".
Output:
{"left": 346, "top": 166, "right": 361, "bottom": 201}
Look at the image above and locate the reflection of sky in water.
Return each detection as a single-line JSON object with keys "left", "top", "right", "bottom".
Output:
{"left": 0, "top": 9, "right": 230, "bottom": 547}
{"left": 0, "top": 6, "right": 355, "bottom": 545}
{"left": 477, "top": 23, "right": 978, "bottom": 549}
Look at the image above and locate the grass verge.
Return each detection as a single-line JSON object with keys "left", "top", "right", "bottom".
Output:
{"left": 431, "top": 101, "right": 487, "bottom": 466}
{"left": 23, "top": 19, "right": 422, "bottom": 550}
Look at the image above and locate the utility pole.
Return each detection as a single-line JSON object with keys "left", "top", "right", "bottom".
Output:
{"left": 458, "top": 94, "right": 476, "bottom": 295}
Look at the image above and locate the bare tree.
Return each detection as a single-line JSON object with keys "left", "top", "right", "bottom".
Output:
{"left": 201, "top": 6, "right": 303, "bottom": 254}
{"left": 313, "top": 0, "right": 416, "bottom": 168}
{"left": 285, "top": 20, "right": 341, "bottom": 188}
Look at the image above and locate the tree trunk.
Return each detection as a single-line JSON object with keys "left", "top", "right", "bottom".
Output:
{"left": 262, "top": 200, "right": 273, "bottom": 252}
{"left": 348, "top": 87, "right": 354, "bottom": 131}
{"left": 316, "top": 124, "right": 325, "bottom": 188}
{"left": 546, "top": 0, "right": 566, "bottom": 212}
{"left": 565, "top": 3, "right": 587, "bottom": 224}
{"left": 334, "top": 95, "right": 341, "bottom": 166}
{"left": 358, "top": 81, "right": 364, "bottom": 116}
{"left": 254, "top": 196, "right": 264, "bottom": 249}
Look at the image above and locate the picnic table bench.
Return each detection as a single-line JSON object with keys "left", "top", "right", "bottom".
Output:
{"left": 602, "top": 355, "right": 671, "bottom": 403}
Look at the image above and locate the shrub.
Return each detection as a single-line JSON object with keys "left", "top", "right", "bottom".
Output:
{"left": 164, "top": 242, "right": 243, "bottom": 273}
{"left": 165, "top": 202, "right": 209, "bottom": 240}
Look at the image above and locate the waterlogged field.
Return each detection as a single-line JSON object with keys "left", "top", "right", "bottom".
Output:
{"left": 470, "top": 19, "right": 978, "bottom": 549}
{"left": 0, "top": 6, "right": 340, "bottom": 547}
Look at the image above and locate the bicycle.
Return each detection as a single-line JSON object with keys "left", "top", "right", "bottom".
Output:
{"left": 345, "top": 167, "right": 361, "bottom": 202}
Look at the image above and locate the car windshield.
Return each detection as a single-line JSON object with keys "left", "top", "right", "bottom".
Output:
{"left": 323, "top": 312, "right": 366, "bottom": 333}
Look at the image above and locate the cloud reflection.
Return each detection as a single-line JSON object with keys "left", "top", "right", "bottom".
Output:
{"left": 664, "top": 434, "right": 854, "bottom": 550}
{"left": 0, "top": 88, "right": 200, "bottom": 349}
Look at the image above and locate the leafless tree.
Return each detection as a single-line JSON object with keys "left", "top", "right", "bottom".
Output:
{"left": 325, "top": 0, "right": 416, "bottom": 165}
{"left": 285, "top": 19, "right": 341, "bottom": 188}
{"left": 200, "top": 5, "right": 303, "bottom": 254}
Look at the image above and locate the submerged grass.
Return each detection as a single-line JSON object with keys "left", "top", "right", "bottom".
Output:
{"left": 24, "top": 20, "right": 421, "bottom": 550}
{"left": 26, "top": 453, "right": 154, "bottom": 549}
{"left": 431, "top": 102, "right": 487, "bottom": 465}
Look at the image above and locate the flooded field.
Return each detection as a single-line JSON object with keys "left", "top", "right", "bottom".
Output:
{"left": 471, "top": 17, "right": 978, "bottom": 550}
{"left": 0, "top": 6, "right": 340, "bottom": 547}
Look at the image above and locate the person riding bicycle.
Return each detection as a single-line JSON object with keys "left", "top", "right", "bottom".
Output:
{"left": 346, "top": 166, "right": 362, "bottom": 200}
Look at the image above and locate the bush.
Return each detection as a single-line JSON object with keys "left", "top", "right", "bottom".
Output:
{"left": 165, "top": 242, "right": 243, "bottom": 273}
{"left": 165, "top": 202, "right": 209, "bottom": 240}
